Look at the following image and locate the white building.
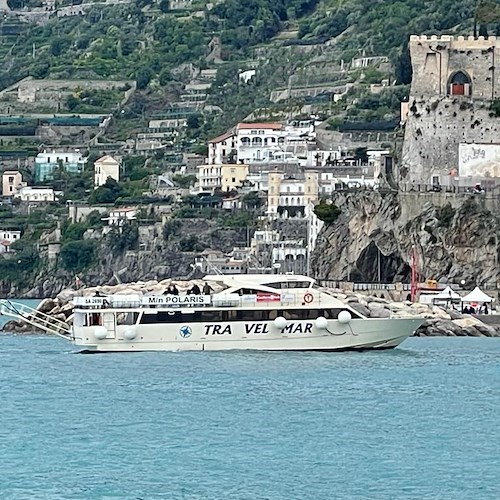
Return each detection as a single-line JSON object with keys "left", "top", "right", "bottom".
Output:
{"left": 104, "top": 208, "right": 137, "bottom": 226}
{"left": 208, "top": 130, "right": 236, "bottom": 165}
{"left": 236, "top": 122, "right": 284, "bottom": 164}
{"left": 94, "top": 155, "right": 120, "bottom": 188}
{"left": 0, "top": 230, "right": 21, "bottom": 253}
{"left": 208, "top": 121, "right": 316, "bottom": 166}
{"left": 35, "top": 150, "right": 87, "bottom": 182}
{"left": 15, "top": 187, "right": 55, "bottom": 202}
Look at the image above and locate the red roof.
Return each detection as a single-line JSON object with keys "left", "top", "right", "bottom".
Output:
{"left": 0, "top": 240, "right": 11, "bottom": 246}
{"left": 209, "top": 130, "right": 235, "bottom": 144}
{"left": 237, "top": 122, "right": 282, "bottom": 130}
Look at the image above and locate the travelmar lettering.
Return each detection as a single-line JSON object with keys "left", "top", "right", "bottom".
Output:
{"left": 204, "top": 324, "right": 232, "bottom": 335}
{"left": 282, "top": 323, "right": 313, "bottom": 334}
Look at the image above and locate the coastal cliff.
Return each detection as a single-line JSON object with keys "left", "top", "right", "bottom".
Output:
{"left": 311, "top": 190, "right": 499, "bottom": 287}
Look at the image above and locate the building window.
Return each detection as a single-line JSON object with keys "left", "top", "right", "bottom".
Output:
{"left": 8, "top": 176, "right": 14, "bottom": 183}
{"left": 232, "top": 177, "right": 236, "bottom": 183}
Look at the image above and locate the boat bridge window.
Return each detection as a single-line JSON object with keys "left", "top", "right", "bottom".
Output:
{"left": 263, "top": 281, "right": 312, "bottom": 289}
{"left": 138, "top": 308, "right": 359, "bottom": 323}
{"left": 86, "top": 313, "right": 102, "bottom": 326}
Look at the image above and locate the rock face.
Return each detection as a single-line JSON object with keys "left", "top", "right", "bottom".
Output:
{"left": 311, "top": 190, "right": 499, "bottom": 288}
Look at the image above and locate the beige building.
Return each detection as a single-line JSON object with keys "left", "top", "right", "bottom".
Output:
{"left": 197, "top": 163, "right": 248, "bottom": 192}
{"left": 267, "top": 172, "right": 319, "bottom": 217}
{"left": 2, "top": 171, "right": 26, "bottom": 196}
{"left": 221, "top": 164, "right": 248, "bottom": 192}
{"left": 94, "top": 155, "right": 120, "bottom": 188}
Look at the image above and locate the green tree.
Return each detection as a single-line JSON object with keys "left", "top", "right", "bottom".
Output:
{"left": 136, "top": 67, "right": 153, "bottom": 90}
{"left": 172, "top": 174, "right": 197, "bottom": 188}
{"left": 86, "top": 210, "right": 104, "bottom": 228}
{"left": 314, "top": 203, "right": 341, "bottom": 224}
{"left": 242, "top": 191, "right": 262, "bottom": 209}
{"left": 89, "top": 178, "right": 124, "bottom": 204}
{"left": 159, "top": 68, "right": 173, "bottom": 86}
{"left": 108, "top": 225, "right": 139, "bottom": 254}
{"left": 60, "top": 240, "right": 96, "bottom": 271}
{"left": 62, "top": 222, "right": 88, "bottom": 242}
{"left": 159, "top": 0, "right": 170, "bottom": 13}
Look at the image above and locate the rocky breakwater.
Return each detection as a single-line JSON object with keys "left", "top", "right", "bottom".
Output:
{"left": 325, "top": 288, "right": 500, "bottom": 337}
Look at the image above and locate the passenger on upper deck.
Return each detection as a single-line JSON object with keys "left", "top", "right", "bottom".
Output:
{"left": 164, "top": 284, "right": 179, "bottom": 296}
{"left": 188, "top": 284, "right": 201, "bottom": 295}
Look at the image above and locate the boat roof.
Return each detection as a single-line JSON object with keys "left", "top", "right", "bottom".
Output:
{"left": 203, "top": 274, "right": 315, "bottom": 286}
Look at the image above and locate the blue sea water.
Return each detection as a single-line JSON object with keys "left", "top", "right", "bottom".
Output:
{"left": 0, "top": 336, "right": 499, "bottom": 500}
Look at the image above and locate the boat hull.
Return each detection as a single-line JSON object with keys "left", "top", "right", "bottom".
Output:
{"left": 72, "top": 318, "right": 423, "bottom": 353}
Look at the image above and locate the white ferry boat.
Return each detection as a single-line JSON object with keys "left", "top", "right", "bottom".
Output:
{"left": 68, "top": 274, "right": 423, "bottom": 352}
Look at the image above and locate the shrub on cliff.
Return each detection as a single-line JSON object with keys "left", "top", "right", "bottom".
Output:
{"left": 436, "top": 203, "right": 455, "bottom": 228}
{"left": 314, "top": 202, "right": 341, "bottom": 224}
{"left": 60, "top": 240, "right": 96, "bottom": 272}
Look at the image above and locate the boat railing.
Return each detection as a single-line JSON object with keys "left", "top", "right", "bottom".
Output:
{"left": 0, "top": 299, "right": 71, "bottom": 338}
{"left": 73, "top": 291, "right": 332, "bottom": 310}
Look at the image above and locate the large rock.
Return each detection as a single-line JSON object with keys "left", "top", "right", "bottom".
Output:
{"left": 38, "top": 298, "right": 57, "bottom": 314}
{"left": 56, "top": 289, "right": 76, "bottom": 305}
{"left": 1, "top": 320, "right": 42, "bottom": 334}
{"left": 350, "top": 302, "right": 370, "bottom": 317}
{"left": 369, "top": 307, "right": 391, "bottom": 318}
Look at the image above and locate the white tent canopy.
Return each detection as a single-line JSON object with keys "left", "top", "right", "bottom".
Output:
{"left": 433, "top": 286, "right": 461, "bottom": 300}
{"left": 461, "top": 287, "right": 494, "bottom": 303}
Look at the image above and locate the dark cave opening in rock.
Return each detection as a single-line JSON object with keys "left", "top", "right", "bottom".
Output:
{"left": 351, "top": 242, "right": 411, "bottom": 282}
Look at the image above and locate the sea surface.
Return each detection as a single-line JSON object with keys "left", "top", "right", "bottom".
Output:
{"left": 0, "top": 336, "right": 498, "bottom": 500}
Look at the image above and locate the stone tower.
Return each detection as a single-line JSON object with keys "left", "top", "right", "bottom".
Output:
{"left": 304, "top": 171, "right": 319, "bottom": 205}
{"left": 401, "top": 35, "right": 500, "bottom": 183}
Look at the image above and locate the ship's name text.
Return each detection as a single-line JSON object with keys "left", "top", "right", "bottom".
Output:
{"left": 203, "top": 323, "right": 313, "bottom": 335}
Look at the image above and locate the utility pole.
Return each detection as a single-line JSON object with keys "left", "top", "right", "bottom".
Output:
{"left": 377, "top": 246, "right": 381, "bottom": 283}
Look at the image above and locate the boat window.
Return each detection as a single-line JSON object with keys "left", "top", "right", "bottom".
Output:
{"left": 87, "top": 313, "right": 102, "bottom": 326}
{"left": 234, "top": 288, "right": 266, "bottom": 295}
{"left": 117, "top": 312, "right": 139, "bottom": 325}
{"left": 136, "top": 308, "right": 360, "bottom": 324}
{"left": 263, "top": 281, "right": 312, "bottom": 289}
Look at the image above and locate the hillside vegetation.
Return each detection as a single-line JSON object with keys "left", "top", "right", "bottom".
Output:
{"left": 0, "top": 0, "right": 492, "bottom": 139}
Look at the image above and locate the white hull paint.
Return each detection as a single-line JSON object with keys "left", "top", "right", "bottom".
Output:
{"left": 72, "top": 318, "right": 423, "bottom": 353}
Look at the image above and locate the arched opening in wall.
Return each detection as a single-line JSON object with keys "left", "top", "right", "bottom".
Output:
{"left": 350, "top": 242, "right": 411, "bottom": 282}
{"left": 448, "top": 71, "right": 472, "bottom": 96}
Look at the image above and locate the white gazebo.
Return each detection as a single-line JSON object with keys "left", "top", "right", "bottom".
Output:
{"left": 461, "top": 287, "right": 494, "bottom": 314}
{"left": 432, "top": 286, "right": 461, "bottom": 308}
{"left": 461, "top": 287, "right": 493, "bottom": 304}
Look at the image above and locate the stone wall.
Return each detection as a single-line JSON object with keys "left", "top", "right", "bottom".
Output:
{"left": 401, "top": 96, "right": 500, "bottom": 181}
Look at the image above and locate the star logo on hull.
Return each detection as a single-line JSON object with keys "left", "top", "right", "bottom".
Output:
{"left": 179, "top": 326, "right": 192, "bottom": 338}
